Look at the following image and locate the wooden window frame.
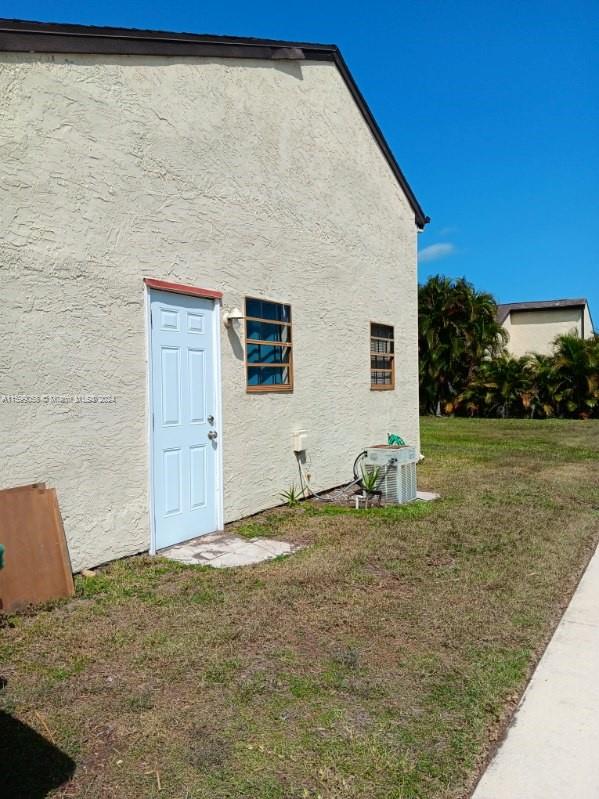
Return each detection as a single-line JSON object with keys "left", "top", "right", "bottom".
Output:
{"left": 245, "top": 297, "right": 294, "bottom": 393}
{"left": 370, "top": 321, "right": 395, "bottom": 391}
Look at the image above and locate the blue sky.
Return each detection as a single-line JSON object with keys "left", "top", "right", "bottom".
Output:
{"left": 4, "top": 1, "right": 598, "bottom": 322}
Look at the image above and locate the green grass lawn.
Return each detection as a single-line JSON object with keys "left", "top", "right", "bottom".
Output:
{"left": 2, "top": 419, "right": 599, "bottom": 798}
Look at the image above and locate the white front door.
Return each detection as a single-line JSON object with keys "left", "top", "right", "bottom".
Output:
{"left": 149, "top": 289, "right": 220, "bottom": 550}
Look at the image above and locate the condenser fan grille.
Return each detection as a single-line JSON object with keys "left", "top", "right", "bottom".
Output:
{"left": 363, "top": 446, "right": 418, "bottom": 505}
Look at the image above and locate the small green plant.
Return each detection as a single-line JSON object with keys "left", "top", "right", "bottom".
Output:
{"left": 360, "top": 466, "right": 380, "bottom": 494}
{"left": 360, "top": 466, "right": 381, "bottom": 508}
{"left": 280, "top": 484, "right": 303, "bottom": 507}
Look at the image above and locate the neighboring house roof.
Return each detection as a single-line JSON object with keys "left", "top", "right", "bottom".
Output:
{"left": 0, "top": 18, "right": 430, "bottom": 230}
{"left": 496, "top": 298, "right": 589, "bottom": 325}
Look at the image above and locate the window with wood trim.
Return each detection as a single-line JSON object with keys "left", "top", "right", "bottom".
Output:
{"left": 370, "top": 322, "right": 395, "bottom": 389}
{"left": 245, "top": 298, "right": 293, "bottom": 392}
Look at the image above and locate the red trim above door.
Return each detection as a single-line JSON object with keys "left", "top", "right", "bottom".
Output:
{"left": 144, "top": 277, "right": 223, "bottom": 300}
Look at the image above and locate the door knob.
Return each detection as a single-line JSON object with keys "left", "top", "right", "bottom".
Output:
{"left": 207, "top": 430, "right": 218, "bottom": 440}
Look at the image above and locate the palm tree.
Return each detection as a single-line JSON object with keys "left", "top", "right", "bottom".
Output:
{"left": 550, "top": 334, "right": 599, "bottom": 418}
{"left": 419, "top": 276, "right": 598, "bottom": 420}
{"left": 418, "top": 276, "right": 507, "bottom": 414}
{"left": 523, "top": 353, "right": 556, "bottom": 418}
{"left": 457, "top": 355, "right": 531, "bottom": 418}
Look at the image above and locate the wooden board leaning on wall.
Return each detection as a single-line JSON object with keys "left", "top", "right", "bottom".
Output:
{"left": 0, "top": 483, "right": 74, "bottom": 612}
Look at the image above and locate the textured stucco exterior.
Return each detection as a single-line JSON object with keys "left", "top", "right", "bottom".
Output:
{"left": 583, "top": 305, "right": 594, "bottom": 341}
{"left": 503, "top": 306, "right": 592, "bottom": 357}
{"left": 0, "top": 52, "right": 420, "bottom": 571}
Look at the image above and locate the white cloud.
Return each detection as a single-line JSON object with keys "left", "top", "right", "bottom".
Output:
{"left": 418, "top": 242, "right": 455, "bottom": 263}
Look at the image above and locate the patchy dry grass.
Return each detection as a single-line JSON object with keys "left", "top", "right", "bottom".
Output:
{"left": 1, "top": 419, "right": 598, "bottom": 799}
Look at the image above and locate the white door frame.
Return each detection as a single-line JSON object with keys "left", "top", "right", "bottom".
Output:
{"left": 145, "top": 280, "right": 224, "bottom": 555}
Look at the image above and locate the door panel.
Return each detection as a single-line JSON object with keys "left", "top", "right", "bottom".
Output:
{"left": 161, "top": 347, "right": 181, "bottom": 425}
{"left": 188, "top": 349, "right": 206, "bottom": 422}
{"left": 190, "top": 445, "right": 207, "bottom": 509}
{"left": 163, "top": 448, "right": 182, "bottom": 515}
{"left": 150, "top": 290, "right": 219, "bottom": 549}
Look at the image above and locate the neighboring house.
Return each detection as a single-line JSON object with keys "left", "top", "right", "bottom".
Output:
{"left": 0, "top": 20, "right": 428, "bottom": 571}
{"left": 498, "top": 299, "right": 595, "bottom": 358}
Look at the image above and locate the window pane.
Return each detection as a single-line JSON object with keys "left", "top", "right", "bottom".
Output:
{"left": 246, "top": 299, "right": 291, "bottom": 323}
{"left": 370, "top": 322, "right": 394, "bottom": 388}
{"left": 245, "top": 297, "right": 293, "bottom": 390}
{"left": 371, "top": 355, "right": 393, "bottom": 370}
{"left": 371, "top": 322, "right": 394, "bottom": 340}
{"left": 246, "top": 319, "right": 291, "bottom": 343}
{"left": 247, "top": 344, "right": 291, "bottom": 364}
{"left": 371, "top": 370, "right": 392, "bottom": 385}
{"left": 247, "top": 366, "right": 290, "bottom": 386}
{"left": 371, "top": 338, "right": 394, "bottom": 354}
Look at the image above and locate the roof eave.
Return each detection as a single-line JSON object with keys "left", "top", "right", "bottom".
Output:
{"left": 497, "top": 299, "right": 591, "bottom": 327}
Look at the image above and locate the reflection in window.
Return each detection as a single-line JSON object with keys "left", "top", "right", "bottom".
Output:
{"left": 370, "top": 322, "right": 395, "bottom": 389}
{"left": 245, "top": 298, "right": 293, "bottom": 392}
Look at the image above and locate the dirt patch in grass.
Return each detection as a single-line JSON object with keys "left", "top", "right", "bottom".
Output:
{"left": 1, "top": 419, "right": 598, "bottom": 798}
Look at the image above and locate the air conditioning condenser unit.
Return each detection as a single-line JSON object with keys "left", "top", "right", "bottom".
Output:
{"left": 363, "top": 446, "right": 417, "bottom": 505}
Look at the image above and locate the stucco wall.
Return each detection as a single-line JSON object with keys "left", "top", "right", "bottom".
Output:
{"left": 583, "top": 305, "right": 594, "bottom": 339}
{"left": 0, "top": 52, "right": 420, "bottom": 571}
{"left": 503, "top": 308, "right": 585, "bottom": 357}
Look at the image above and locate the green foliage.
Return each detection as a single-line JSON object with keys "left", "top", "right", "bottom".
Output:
{"left": 279, "top": 484, "right": 303, "bottom": 507}
{"left": 551, "top": 334, "right": 599, "bottom": 418}
{"left": 419, "top": 275, "right": 599, "bottom": 419}
{"left": 418, "top": 275, "right": 507, "bottom": 415}
{"left": 455, "top": 335, "right": 599, "bottom": 419}
{"left": 360, "top": 465, "right": 381, "bottom": 494}
{"left": 458, "top": 355, "right": 534, "bottom": 419}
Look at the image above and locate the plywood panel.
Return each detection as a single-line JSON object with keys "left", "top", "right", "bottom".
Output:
{"left": 0, "top": 485, "right": 74, "bottom": 612}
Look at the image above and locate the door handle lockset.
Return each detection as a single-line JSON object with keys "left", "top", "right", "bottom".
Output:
{"left": 207, "top": 430, "right": 218, "bottom": 440}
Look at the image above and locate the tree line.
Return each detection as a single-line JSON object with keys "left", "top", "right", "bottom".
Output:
{"left": 419, "top": 276, "right": 599, "bottom": 419}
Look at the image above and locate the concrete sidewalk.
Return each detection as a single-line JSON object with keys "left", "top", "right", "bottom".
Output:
{"left": 473, "top": 543, "right": 599, "bottom": 799}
